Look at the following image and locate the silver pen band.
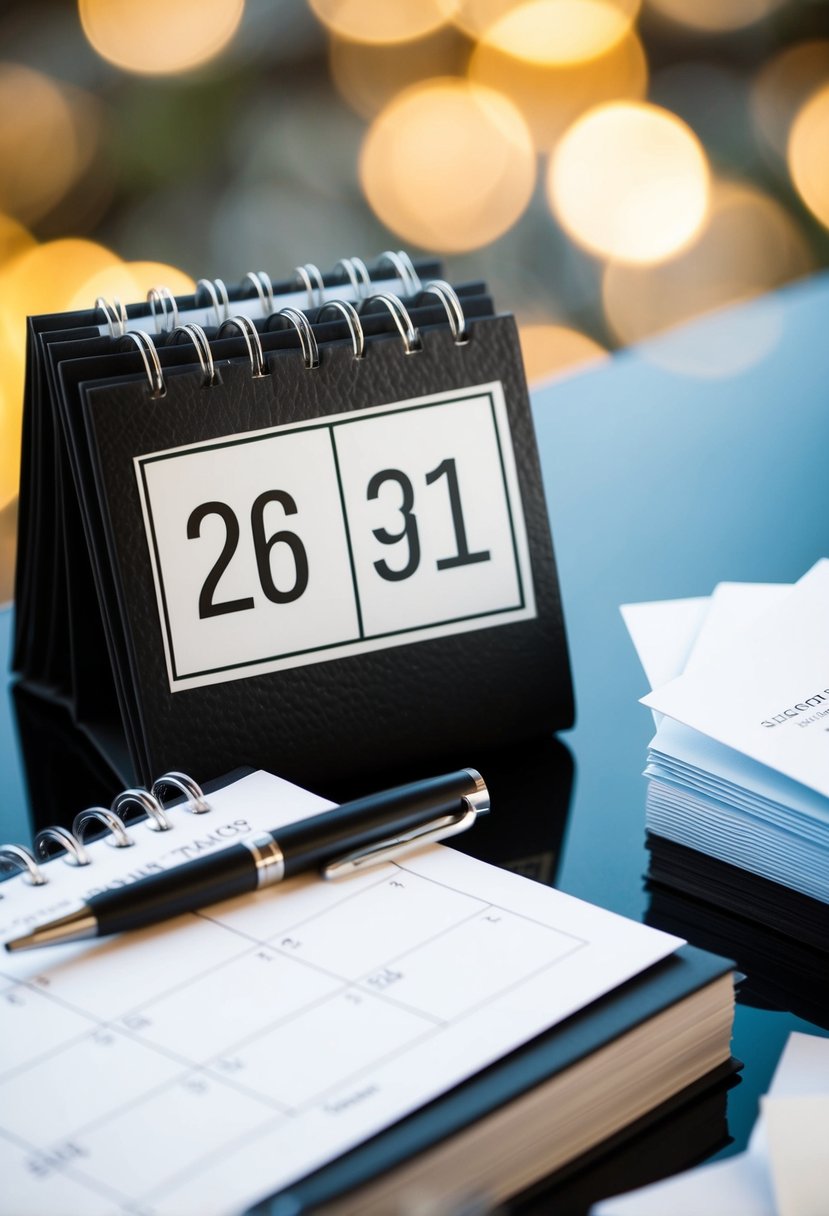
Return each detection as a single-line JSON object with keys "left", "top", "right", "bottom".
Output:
{"left": 242, "top": 833, "right": 285, "bottom": 888}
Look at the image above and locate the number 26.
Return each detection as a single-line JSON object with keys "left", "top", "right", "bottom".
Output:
{"left": 187, "top": 491, "right": 308, "bottom": 619}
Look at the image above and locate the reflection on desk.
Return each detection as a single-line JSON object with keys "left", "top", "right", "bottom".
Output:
{"left": 646, "top": 835, "right": 829, "bottom": 1032}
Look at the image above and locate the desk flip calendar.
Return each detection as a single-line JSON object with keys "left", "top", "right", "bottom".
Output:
{"left": 13, "top": 256, "right": 573, "bottom": 788}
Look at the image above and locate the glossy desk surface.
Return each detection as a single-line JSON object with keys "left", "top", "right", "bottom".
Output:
{"left": 2, "top": 274, "right": 828, "bottom": 1210}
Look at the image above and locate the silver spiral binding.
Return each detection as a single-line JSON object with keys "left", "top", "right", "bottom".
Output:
{"left": 317, "top": 300, "right": 365, "bottom": 359}
{"left": 147, "top": 286, "right": 180, "bottom": 333}
{"left": 378, "top": 250, "right": 421, "bottom": 295}
{"left": 418, "top": 279, "right": 469, "bottom": 344}
{"left": 0, "top": 771, "right": 209, "bottom": 885}
{"left": 35, "top": 826, "right": 90, "bottom": 867}
{"left": 169, "top": 323, "right": 217, "bottom": 387}
{"left": 74, "top": 807, "right": 134, "bottom": 849}
{"left": 244, "top": 270, "right": 275, "bottom": 316}
{"left": 334, "top": 256, "right": 371, "bottom": 301}
{"left": 271, "top": 306, "right": 320, "bottom": 369}
{"left": 112, "top": 788, "right": 171, "bottom": 833}
{"left": 95, "top": 296, "right": 127, "bottom": 338}
{"left": 122, "top": 331, "right": 166, "bottom": 398}
{"left": 361, "top": 293, "right": 422, "bottom": 353}
{"left": 0, "top": 844, "right": 47, "bottom": 886}
{"left": 294, "top": 263, "right": 325, "bottom": 308}
{"left": 196, "top": 277, "right": 230, "bottom": 326}
{"left": 218, "top": 314, "right": 268, "bottom": 377}
{"left": 152, "top": 771, "right": 211, "bottom": 814}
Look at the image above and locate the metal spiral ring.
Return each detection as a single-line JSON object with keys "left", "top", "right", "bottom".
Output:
{"left": 294, "top": 263, "right": 325, "bottom": 308}
{"left": 218, "top": 314, "right": 267, "bottom": 377}
{"left": 244, "top": 270, "right": 275, "bottom": 316}
{"left": 95, "top": 296, "right": 127, "bottom": 338}
{"left": 73, "top": 808, "right": 133, "bottom": 848}
{"left": 34, "top": 826, "right": 90, "bottom": 867}
{"left": 417, "top": 279, "right": 469, "bottom": 344}
{"left": 334, "top": 256, "right": 371, "bottom": 301}
{"left": 196, "top": 278, "right": 229, "bottom": 326}
{"left": 0, "top": 844, "right": 47, "bottom": 885}
{"left": 169, "top": 323, "right": 216, "bottom": 387}
{"left": 122, "top": 331, "right": 165, "bottom": 397}
{"left": 272, "top": 306, "right": 320, "bottom": 368}
{"left": 378, "top": 250, "right": 421, "bottom": 295}
{"left": 317, "top": 300, "right": 365, "bottom": 359}
{"left": 147, "top": 286, "right": 180, "bottom": 334}
{"left": 112, "top": 788, "right": 171, "bottom": 833}
{"left": 152, "top": 771, "right": 210, "bottom": 814}
{"left": 361, "top": 293, "right": 422, "bottom": 353}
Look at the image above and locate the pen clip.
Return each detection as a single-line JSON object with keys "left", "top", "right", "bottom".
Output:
{"left": 322, "top": 801, "right": 479, "bottom": 880}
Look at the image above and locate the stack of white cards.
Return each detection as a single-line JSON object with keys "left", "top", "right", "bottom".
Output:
{"left": 623, "top": 560, "right": 829, "bottom": 905}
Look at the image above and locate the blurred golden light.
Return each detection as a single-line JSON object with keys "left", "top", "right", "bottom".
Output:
{"left": 360, "top": 80, "right": 535, "bottom": 252}
{"left": 0, "top": 215, "right": 35, "bottom": 268}
{"left": 602, "top": 179, "right": 812, "bottom": 350}
{"left": 752, "top": 42, "right": 829, "bottom": 165}
{"left": 68, "top": 262, "right": 196, "bottom": 313}
{"left": 309, "top": 0, "right": 458, "bottom": 45}
{"left": 0, "top": 239, "right": 121, "bottom": 508}
{"left": 330, "top": 27, "right": 469, "bottom": 119}
{"left": 79, "top": 0, "right": 244, "bottom": 75}
{"left": 0, "top": 64, "right": 82, "bottom": 224}
{"left": 0, "top": 381, "right": 17, "bottom": 512}
{"left": 482, "top": 0, "right": 639, "bottom": 66}
{"left": 454, "top": 0, "right": 532, "bottom": 38}
{"left": 519, "top": 324, "right": 606, "bottom": 384}
{"left": 548, "top": 102, "right": 709, "bottom": 263}
{"left": 0, "top": 495, "right": 15, "bottom": 603}
{"left": 645, "top": 0, "right": 783, "bottom": 33}
{"left": 469, "top": 29, "right": 647, "bottom": 150}
{"left": 788, "top": 85, "right": 829, "bottom": 231}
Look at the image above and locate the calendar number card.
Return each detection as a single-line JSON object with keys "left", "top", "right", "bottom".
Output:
{"left": 136, "top": 384, "right": 534, "bottom": 691}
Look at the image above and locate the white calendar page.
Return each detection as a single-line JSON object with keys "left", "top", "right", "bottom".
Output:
{"left": 134, "top": 382, "right": 535, "bottom": 692}
{"left": 0, "top": 770, "right": 681, "bottom": 1215}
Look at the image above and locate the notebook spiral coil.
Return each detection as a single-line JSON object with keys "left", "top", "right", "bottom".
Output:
{"left": 0, "top": 771, "right": 210, "bottom": 887}
{"left": 110, "top": 276, "right": 470, "bottom": 398}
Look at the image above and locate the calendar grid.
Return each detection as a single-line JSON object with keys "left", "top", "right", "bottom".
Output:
{"left": 0, "top": 775, "right": 678, "bottom": 1216}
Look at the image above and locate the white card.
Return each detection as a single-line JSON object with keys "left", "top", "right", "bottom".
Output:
{"left": 642, "top": 560, "right": 829, "bottom": 797}
{"left": 135, "top": 382, "right": 536, "bottom": 691}
{"left": 763, "top": 1095, "right": 829, "bottom": 1216}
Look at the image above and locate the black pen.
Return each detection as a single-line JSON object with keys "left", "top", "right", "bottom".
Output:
{"left": 5, "top": 769, "right": 489, "bottom": 952}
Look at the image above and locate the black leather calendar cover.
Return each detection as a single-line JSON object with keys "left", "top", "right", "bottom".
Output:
{"left": 78, "top": 314, "right": 574, "bottom": 789}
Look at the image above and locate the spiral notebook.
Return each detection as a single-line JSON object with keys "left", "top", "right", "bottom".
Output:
{"left": 12, "top": 252, "right": 573, "bottom": 791}
{"left": 0, "top": 766, "right": 716, "bottom": 1216}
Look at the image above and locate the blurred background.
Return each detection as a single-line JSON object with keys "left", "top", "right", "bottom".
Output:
{"left": 2, "top": 0, "right": 829, "bottom": 598}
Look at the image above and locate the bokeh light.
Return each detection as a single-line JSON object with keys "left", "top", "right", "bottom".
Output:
{"left": 602, "top": 179, "right": 812, "bottom": 349}
{"left": 360, "top": 80, "right": 535, "bottom": 252}
{"left": 330, "top": 27, "right": 469, "bottom": 120}
{"left": 645, "top": 0, "right": 783, "bottom": 33}
{"left": 519, "top": 324, "right": 606, "bottom": 384}
{"left": 0, "top": 65, "right": 85, "bottom": 224}
{"left": 0, "top": 239, "right": 121, "bottom": 507}
{"left": 309, "top": 0, "right": 458, "bottom": 45}
{"left": 548, "top": 101, "right": 710, "bottom": 263}
{"left": 0, "top": 215, "right": 35, "bottom": 265}
{"left": 68, "top": 262, "right": 196, "bottom": 313}
{"left": 752, "top": 41, "right": 829, "bottom": 167}
{"left": 79, "top": 0, "right": 245, "bottom": 76}
{"left": 469, "top": 29, "right": 647, "bottom": 149}
{"left": 481, "top": 0, "right": 640, "bottom": 66}
{"left": 788, "top": 85, "right": 829, "bottom": 231}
